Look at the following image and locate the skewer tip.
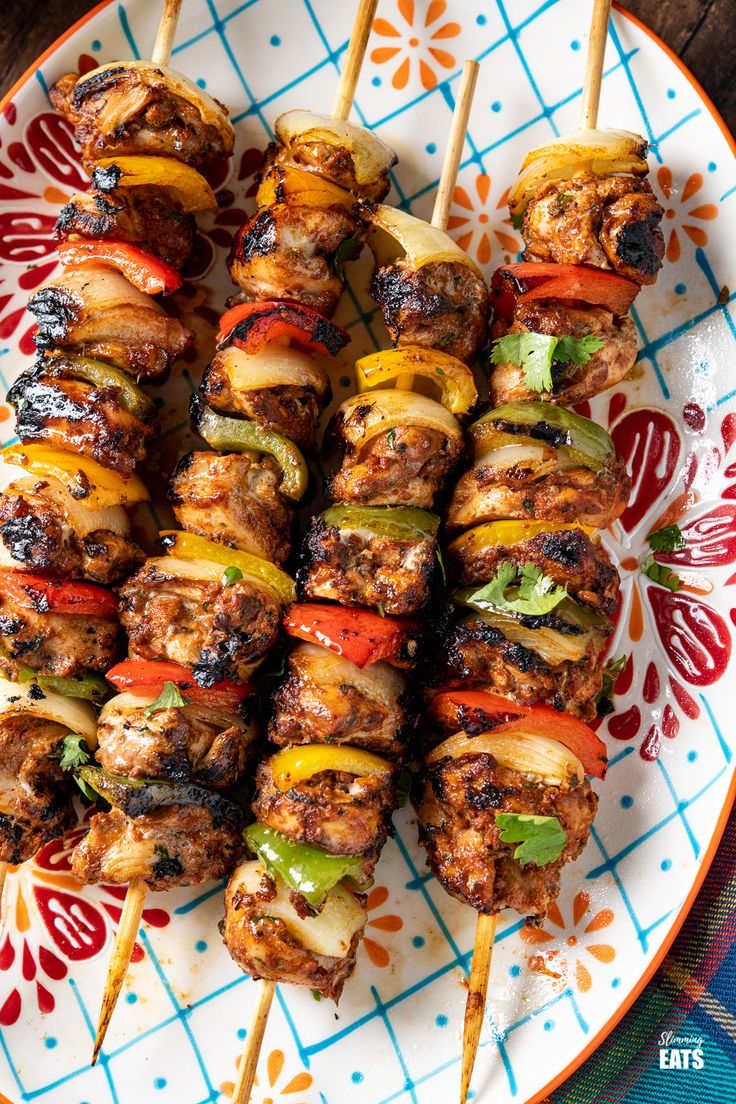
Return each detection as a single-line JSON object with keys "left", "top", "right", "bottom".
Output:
{"left": 459, "top": 912, "right": 498, "bottom": 1104}
{"left": 91, "top": 877, "right": 148, "bottom": 1065}
{"left": 231, "top": 978, "right": 277, "bottom": 1104}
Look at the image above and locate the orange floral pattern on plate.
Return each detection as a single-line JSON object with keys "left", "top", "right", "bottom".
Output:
{"left": 520, "top": 891, "right": 616, "bottom": 993}
{"left": 371, "top": 0, "right": 460, "bottom": 90}
{"left": 447, "top": 173, "right": 520, "bottom": 264}
{"left": 363, "top": 885, "right": 404, "bottom": 968}
{"left": 657, "top": 167, "right": 718, "bottom": 262}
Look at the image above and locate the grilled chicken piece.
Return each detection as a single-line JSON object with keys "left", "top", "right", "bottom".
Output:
{"left": 371, "top": 260, "right": 488, "bottom": 364}
{"left": 253, "top": 758, "right": 396, "bottom": 865}
{"left": 453, "top": 529, "right": 620, "bottom": 617}
{"left": 169, "top": 451, "right": 294, "bottom": 565}
{"left": 447, "top": 452, "right": 631, "bottom": 531}
{"left": 434, "top": 616, "right": 603, "bottom": 722}
{"left": 0, "top": 714, "right": 75, "bottom": 863}
{"left": 415, "top": 752, "right": 597, "bottom": 916}
{"left": 96, "top": 698, "right": 253, "bottom": 789}
{"left": 55, "top": 185, "right": 195, "bottom": 270}
{"left": 327, "top": 425, "right": 463, "bottom": 509}
{"left": 7, "top": 363, "right": 153, "bottom": 475}
{"left": 299, "top": 515, "right": 436, "bottom": 616}
{"left": 489, "top": 301, "right": 638, "bottom": 406}
{"left": 228, "top": 203, "right": 361, "bottom": 318}
{"left": 49, "top": 63, "right": 234, "bottom": 171}
{"left": 0, "top": 599, "right": 118, "bottom": 681}
{"left": 72, "top": 803, "right": 243, "bottom": 889}
{"left": 523, "top": 173, "right": 664, "bottom": 285}
{"left": 200, "top": 353, "right": 328, "bottom": 451}
{"left": 0, "top": 482, "right": 143, "bottom": 585}
{"left": 119, "top": 558, "right": 281, "bottom": 686}
{"left": 27, "top": 268, "right": 192, "bottom": 381}
{"left": 268, "top": 642, "right": 413, "bottom": 759}
{"left": 264, "top": 139, "right": 391, "bottom": 204}
{"left": 223, "top": 864, "right": 364, "bottom": 1001}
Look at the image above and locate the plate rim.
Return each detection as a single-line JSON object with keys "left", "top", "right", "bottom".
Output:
{"left": 0, "top": 3, "right": 734, "bottom": 1102}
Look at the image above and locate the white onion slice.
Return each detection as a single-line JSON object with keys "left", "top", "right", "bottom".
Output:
{"left": 366, "top": 204, "right": 482, "bottom": 275}
{"left": 292, "top": 642, "right": 405, "bottom": 707}
{"left": 338, "top": 389, "right": 462, "bottom": 450}
{"left": 12, "top": 476, "right": 130, "bottom": 538}
{"left": 213, "top": 344, "right": 328, "bottom": 395}
{"left": 428, "top": 729, "right": 584, "bottom": 786}
{"left": 100, "top": 691, "right": 245, "bottom": 733}
{"left": 0, "top": 675, "right": 98, "bottom": 744}
{"left": 275, "top": 110, "right": 396, "bottom": 186}
{"left": 233, "top": 859, "right": 366, "bottom": 958}
{"left": 43, "top": 266, "right": 166, "bottom": 315}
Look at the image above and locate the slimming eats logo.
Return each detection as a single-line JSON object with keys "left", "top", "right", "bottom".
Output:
{"left": 658, "top": 1030, "right": 705, "bottom": 1070}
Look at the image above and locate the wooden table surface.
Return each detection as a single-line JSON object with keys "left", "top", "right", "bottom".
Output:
{"left": 1, "top": 0, "right": 735, "bottom": 134}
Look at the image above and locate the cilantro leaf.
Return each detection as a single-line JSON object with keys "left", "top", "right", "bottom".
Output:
{"left": 465, "top": 560, "right": 568, "bottom": 616}
{"left": 222, "top": 565, "right": 244, "bottom": 587}
{"left": 641, "top": 553, "right": 682, "bottom": 592}
{"left": 495, "top": 813, "right": 567, "bottom": 866}
{"left": 330, "top": 233, "right": 362, "bottom": 281}
{"left": 646, "top": 524, "right": 686, "bottom": 552}
{"left": 145, "top": 680, "right": 191, "bottom": 716}
{"left": 60, "top": 733, "right": 92, "bottom": 772}
{"left": 74, "top": 774, "right": 100, "bottom": 803}
{"left": 490, "top": 332, "right": 605, "bottom": 393}
{"left": 595, "top": 654, "right": 628, "bottom": 713}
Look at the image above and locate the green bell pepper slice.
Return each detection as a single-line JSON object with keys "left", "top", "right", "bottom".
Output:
{"left": 244, "top": 822, "right": 372, "bottom": 909}
{"left": 78, "top": 767, "right": 244, "bottom": 827}
{"left": 64, "top": 355, "right": 156, "bottom": 419}
{"left": 475, "top": 400, "right": 615, "bottom": 472}
{"left": 0, "top": 641, "right": 110, "bottom": 702}
{"left": 321, "top": 503, "right": 440, "bottom": 540}
{"left": 193, "top": 402, "right": 308, "bottom": 501}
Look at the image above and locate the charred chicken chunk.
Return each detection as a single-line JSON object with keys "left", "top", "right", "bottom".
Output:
{"left": 27, "top": 268, "right": 192, "bottom": 381}
{"left": 0, "top": 482, "right": 143, "bottom": 585}
{"left": 72, "top": 803, "right": 243, "bottom": 890}
{"left": 252, "top": 758, "right": 396, "bottom": 865}
{"left": 169, "top": 450, "right": 294, "bottom": 566}
{"left": 0, "top": 598, "right": 118, "bottom": 680}
{"left": 268, "top": 642, "right": 412, "bottom": 759}
{"left": 49, "top": 62, "right": 234, "bottom": 171}
{"left": 415, "top": 751, "right": 597, "bottom": 916}
{"left": 0, "top": 714, "right": 75, "bottom": 863}
{"left": 7, "top": 362, "right": 153, "bottom": 475}
{"left": 223, "top": 862, "right": 365, "bottom": 1001}
{"left": 228, "top": 203, "right": 361, "bottom": 319}
{"left": 55, "top": 186, "right": 195, "bottom": 270}
{"left": 489, "top": 300, "right": 638, "bottom": 406}
{"left": 119, "top": 558, "right": 281, "bottom": 686}
{"left": 96, "top": 697, "right": 254, "bottom": 789}
{"left": 371, "top": 259, "right": 488, "bottom": 364}
{"left": 522, "top": 173, "right": 664, "bottom": 285}
{"left": 299, "top": 515, "right": 436, "bottom": 616}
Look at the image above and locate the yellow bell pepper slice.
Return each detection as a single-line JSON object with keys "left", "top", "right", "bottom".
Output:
{"left": 355, "top": 346, "right": 478, "bottom": 415}
{"left": 256, "top": 162, "right": 355, "bottom": 212}
{"left": 95, "top": 155, "right": 217, "bottom": 213}
{"left": 269, "top": 744, "right": 393, "bottom": 792}
{"left": 2, "top": 444, "right": 149, "bottom": 509}
{"left": 449, "top": 519, "right": 599, "bottom": 559}
{"left": 160, "top": 530, "right": 296, "bottom": 606}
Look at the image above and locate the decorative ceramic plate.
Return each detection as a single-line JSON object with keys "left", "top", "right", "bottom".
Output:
{"left": 0, "top": 1, "right": 734, "bottom": 1102}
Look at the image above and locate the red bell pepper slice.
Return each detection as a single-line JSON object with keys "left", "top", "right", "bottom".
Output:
{"left": 429, "top": 690, "right": 530, "bottom": 734}
{"left": 491, "top": 709, "right": 607, "bottom": 779}
{"left": 0, "top": 571, "right": 118, "bottom": 618}
{"left": 492, "top": 262, "right": 639, "bottom": 322}
{"left": 217, "top": 301, "right": 350, "bottom": 358}
{"left": 106, "top": 660, "right": 252, "bottom": 712}
{"left": 57, "top": 240, "right": 182, "bottom": 295}
{"left": 282, "top": 602, "right": 419, "bottom": 669}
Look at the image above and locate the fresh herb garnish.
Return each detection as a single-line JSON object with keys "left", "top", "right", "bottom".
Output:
{"left": 596, "top": 654, "right": 627, "bottom": 712}
{"left": 490, "top": 332, "right": 605, "bottom": 393}
{"left": 154, "top": 844, "right": 171, "bottom": 861}
{"left": 376, "top": 602, "right": 386, "bottom": 618}
{"left": 466, "top": 561, "right": 568, "bottom": 617}
{"left": 395, "top": 767, "right": 412, "bottom": 809}
{"left": 74, "top": 773, "right": 100, "bottom": 804}
{"left": 551, "top": 192, "right": 574, "bottom": 216}
{"left": 145, "top": 680, "right": 192, "bottom": 716}
{"left": 386, "top": 428, "right": 396, "bottom": 448}
{"left": 60, "top": 733, "right": 92, "bottom": 772}
{"left": 641, "top": 553, "right": 682, "bottom": 592}
{"left": 495, "top": 813, "right": 567, "bottom": 866}
{"left": 330, "top": 233, "right": 362, "bottom": 281}
{"left": 646, "top": 524, "right": 685, "bottom": 552}
{"left": 311, "top": 989, "right": 322, "bottom": 1001}
{"left": 511, "top": 212, "right": 524, "bottom": 230}
{"left": 222, "top": 565, "right": 244, "bottom": 587}
{"left": 436, "top": 544, "right": 446, "bottom": 584}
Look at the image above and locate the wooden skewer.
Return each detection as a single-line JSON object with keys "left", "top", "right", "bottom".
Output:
{"left": 331, "top": 0, "right": 379, "bottom": 121}
{"left": 460, "top": 913, "right": 498, "bottom": 1104}
{"left": 230, "top": 978, "right": 276, "bottom": 1104}
{"left": 431, "top": 60, "right": 479, "bottom": 232}
{"left": 91, "top": 877, "right": 147, "bottom": 1064}
{"left": 579, "top": 0, "right": 612, "bottom": 129}
{"left": 151, "top": 0, "right": 184, "bottom": 66}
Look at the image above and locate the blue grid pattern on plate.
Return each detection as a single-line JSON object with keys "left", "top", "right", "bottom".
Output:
{"left": 0, "top": 1, "right": 735, "bottom": 1102}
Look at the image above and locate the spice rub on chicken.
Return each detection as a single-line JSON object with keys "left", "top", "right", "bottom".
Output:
{"left": 268, "top": 643, "right": 413, "bottom": 759}
{"left": 72, "top": 803, "right": 243, "bottom": 890}
{"left": 169, "top": 450, "right": 294, "bottom": 566}
{"left": 49, "top": 62, "right": 234, "bottom": 172}
{"left": 0, "top": 594, "right": 118, "bottom": 681}
{"left": 119, "top": 557, "right": 281, "bottom": 687}
{"left": 415, "top": 751, "right": 597, "bottom": 916}
{"left": 522, "top": 173, "right": 664, "bottom": 286}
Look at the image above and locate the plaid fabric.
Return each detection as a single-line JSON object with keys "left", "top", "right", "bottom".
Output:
{"left": 546, "top": 801, "right": 736, "bottom": 1103}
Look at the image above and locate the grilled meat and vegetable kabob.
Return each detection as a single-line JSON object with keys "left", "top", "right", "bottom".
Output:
{"left": 413, "top": 4, "right": 666, "bottom": 1099}
{"left": 220, "top": 59, "right": 483, "bottom": 1104}
{"left": 0, "top": 0, "right": 236, "bottom": 888}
